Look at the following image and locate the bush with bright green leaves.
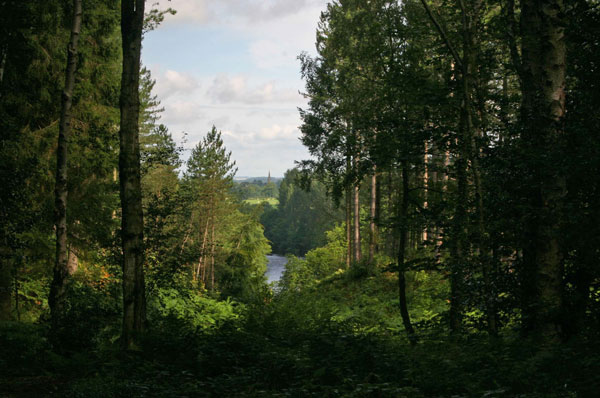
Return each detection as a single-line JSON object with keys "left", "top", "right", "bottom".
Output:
{"left": 147, "top": 287, "right": 245, "bottom": 334}
{"left": 279, "top": 225, "right": 347, "bottom": 291}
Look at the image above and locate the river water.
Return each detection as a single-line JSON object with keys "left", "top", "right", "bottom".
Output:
{"left": 265, "top": 255, "right": 287, "bottom": 283}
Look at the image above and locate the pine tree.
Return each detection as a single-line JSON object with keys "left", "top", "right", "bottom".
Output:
{"left": 183, "top": 126, "right": 237, "bottom": 289}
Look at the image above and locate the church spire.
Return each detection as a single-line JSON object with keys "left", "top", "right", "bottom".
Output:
{"left": 267, "top": 170, "right": 271, "bottom": 184}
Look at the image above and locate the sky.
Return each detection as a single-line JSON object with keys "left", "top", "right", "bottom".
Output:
{"left": 142, "top": 0, "right": 329, "bottom": 177}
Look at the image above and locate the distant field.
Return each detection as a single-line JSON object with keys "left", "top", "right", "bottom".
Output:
{"left": 244, "top": 197, "right": 279, "bottom": 206}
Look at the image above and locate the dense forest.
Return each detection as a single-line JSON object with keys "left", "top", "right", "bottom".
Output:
{"left": 1, "top": 0, "right": 600, "bottom": 396}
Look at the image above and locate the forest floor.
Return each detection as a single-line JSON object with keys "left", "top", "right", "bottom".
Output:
{"left": 1, "top": 320, "right": 598, "bottom": 397}
{"left": 1, "top": 273, "right": 599, "bottom": 397}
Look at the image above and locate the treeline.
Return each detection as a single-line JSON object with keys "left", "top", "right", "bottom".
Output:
{"left": 260, "top": 168, "right": 344, "bottom": 256}
{"left": 0, "top": 0, "right": 269, "bottom": 349}
{"left": 233, "top": 179, "right": 279, "bottom": 201}
{"left": 298, "top": 0, "right": 600, "bottom": 342}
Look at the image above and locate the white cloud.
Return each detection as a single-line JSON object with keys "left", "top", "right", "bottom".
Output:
{"left": 258, "top": 124, "right": 298, "bottom": 140}
{"left": 144, "top": 0, "right": 327, "bottom": 176}
{"left": 206, "top": 75, "right": 246, "bottom": 103}
{"left": 149, "top": 0, "right": 210, "bottom": 24}
{"left": 162, "top": 100, "right": 204, "bottom": 124}
{"left": 150, "top": 0, "right": 322, "bottom": 26}
{"left": 155, "top": 69, "right": 199, "bottom": 99}
{"left": 249, "top": 40, "right": 295, "bottom": 69}
{"left": 206, "top": 74, "right": 299, "bottom": 104}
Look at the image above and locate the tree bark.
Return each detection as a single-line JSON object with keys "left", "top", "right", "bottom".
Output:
{"left": 210, "top": 220, "right": 216, "bottom": 290}
{"left": 368, "top": 169, "right": 377, "bottom": 265}
{"left": 345, "top": 153, "right": 352, "bottom": 268}
{"left": 505, "top": 0, "right": 524, "bottom": 82}
{"left": 449, "top": 113, "right": 469, "bottom": 333}
{"left": 197, "top": 215, "right": 210, "bottom": 283}
{"left": 520, "top": 0, "right": 566, "bottom": 342}
{"left": 0, "top": 246, "right": 11, "bottom": 321}
{"left": 67, "top": 249, "right": 79, "bottom": 275}
{"left": 353, "top": 181, "right": 362, "bottom": 264}
{"left": 346, "top": 183, "right": 352, "bottom": 268}
{"left": 49, "top": 0, "right": 82, "bottom": 324}
{"left": 460, "top": 0, "right": 497, "bottom": 336}
{"left": 120, "top": 0, "right": 146, "bottom": 350}
{"left": 420, "top": 0, "right": 469, "bottom": 334}
{"left": 399, "top": 162, "right": 416, "bottom": 344}
{"left": 422, "top": 142, "right": 429, "bottom": 243}
{"left": 0, "top": 41, "right": 7, "bottom": 98}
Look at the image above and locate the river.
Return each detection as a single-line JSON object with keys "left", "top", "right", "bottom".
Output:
{"left": 265, "top": 255, "right": 288, "bottom": 283}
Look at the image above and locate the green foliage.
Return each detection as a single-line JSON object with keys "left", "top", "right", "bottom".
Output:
{"left": 233, "top": 178, "right": 281, "bottom": 201}
{"left": 244, "top": 197, "right": 279, "bottom": 206}
{"left": 219, "top": 210, "right": 270, "bottom": 302}
{"left": 50, "top": 278, "right": 121, "bottom": 352}
{"left": 2, "top": 1, "right": 600, "bottom": 396}
{"left": 279, "top": 225, "right": 347, "bottom": 291}
{"left": 261, "top": 168, "right": 344, "bottom": 256}
{"left": 147, "top": 287, "right": 244, "bottom": 333}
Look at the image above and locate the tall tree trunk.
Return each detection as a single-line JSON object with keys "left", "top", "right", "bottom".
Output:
{"left": 197, "top": 215, "right": 210, "bottom": 282}
{"left": 419, "top": 1, "right": 469, "bottom": 333}
{"left": 449, "top": 156, "right": 467, "bottom": 333}
{"left": 399, "top": 162, "right": 416, "bottom": 344}
{"left": 375, "top": 169, "right": 381, "bottom": 253}
{"left": 67, "top": 249, "right": 79, "bottom": 275}
{"left": 346, "top": 155, "right": 352, "bottom": 268}
{"left": 0, "top": 41, "right": 7, "bottom": 98}
{"left": 210, "top": 220, "right": 216, "bottom": 290}
{"left": 460, "top": 0, "right": 497, "bottom": 335}
{"left": 422, "top": 142, "right": 429, "bottom": 243}
{"left": 49, "top": 0, "right": 82, "bottom": 323}
{"left": 499, "top": 74, "right": 510, "bottom": 142}
{"left": 353, "top": 182, "right": 362, "bottom": 263}
{"left": 386, "top": 171, "right": 397, "bottom": 257}
{"left": 0, "top": 245, "right": 11, "bottom": 321}
{"left": 520, "top": 0, "right": 566, "bottom": 342}
{"left": 119, "top": 0, "right": 146, "bottom": 350}
{"left": 434, "top": 145, "right": 449, "bottom": 261}
{"left": 368, "top": 169, "right": 377, "bottom": 265}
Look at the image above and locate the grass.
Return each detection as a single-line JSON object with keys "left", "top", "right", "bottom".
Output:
{"left": 244, "top": 197, "right": 279, "bottom": 206}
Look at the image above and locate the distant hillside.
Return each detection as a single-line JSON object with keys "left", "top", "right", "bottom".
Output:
{"left": 232, "top": 177, "right": 280, "bottom": 201}
{"left": 233, "top": 176, "right": 283, "bottom": 184}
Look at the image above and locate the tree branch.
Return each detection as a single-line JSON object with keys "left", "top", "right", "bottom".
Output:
{"left": 504, "top": 0, "right": 524, "bottom": 81}
{"left": 419, "top": 0, "right": 463, "bottom": 69}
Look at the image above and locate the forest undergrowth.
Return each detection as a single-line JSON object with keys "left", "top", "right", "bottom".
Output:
{"left": 2, "top": 268, "right": 599, "bottom": 397}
